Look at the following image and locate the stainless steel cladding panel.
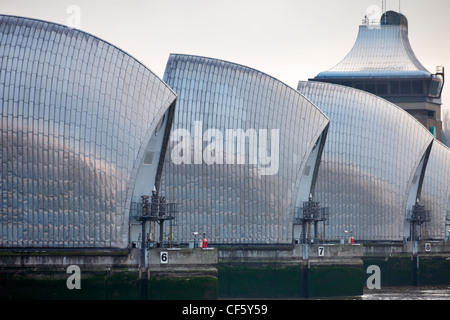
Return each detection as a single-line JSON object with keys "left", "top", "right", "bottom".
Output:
{"left": 161, "top": 54, "right": 329, "bottom": 245}
{"left": 0, "top": 15, "right": 176, "bottom": 248}
{"left": 421, "top": 141, "right": 450, "bottom": 240}
{"left": 316, "top": 22, "right": 431, "bottom": 79}
{"left": 298, "top": 81, "right": 434, "bottom": 241}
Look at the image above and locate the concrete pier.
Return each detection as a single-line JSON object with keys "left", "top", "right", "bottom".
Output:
{"left": 363, "top": 241, "right": 450, "bottom": 287}
{"left": 0, "top": 242, "right": 449, "bottom": 299}
{"left": 218, "top": 244, "right": 363, "bottom": 298}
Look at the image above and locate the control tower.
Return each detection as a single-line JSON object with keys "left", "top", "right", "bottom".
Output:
{"left": 312, "top": 11, "right": 445, "bottom": 141}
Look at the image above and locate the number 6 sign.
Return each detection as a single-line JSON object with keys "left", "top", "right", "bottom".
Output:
{"left": 160, "top": 251, "right": 169, "bottom": 264}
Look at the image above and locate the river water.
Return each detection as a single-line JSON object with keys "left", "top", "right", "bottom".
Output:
{"left": 359, "top": 285, "right": 450, "bottom": 300}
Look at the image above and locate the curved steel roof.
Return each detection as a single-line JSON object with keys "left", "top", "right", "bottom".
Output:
{"left": 298, "top": 81, "right": 434, "bottom": 241}
{"left": 421, "top": 141, "right": 450, "bottom": 239}
{"left": 160, "top": 54, "right": 329, "bottom": 244}
{"left": 0, "top": 15, "right": 176, "bottom": 248}
{"left": 315, "top": 11, "right": 431, "bottom": 79}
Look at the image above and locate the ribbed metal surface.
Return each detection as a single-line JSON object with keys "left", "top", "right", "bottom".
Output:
{"left": 316, "top": 23, "right": 431, "bottom": 79}
{"left": 160, "top": 54, "right": 329, "bottom": 244}
{"left": 0, "top": 15, "right": 176, "bottom": 248}
{"left": 421, "top": 141, "right": 450, "bottom": 239}
{"left": 298, "top": 81, "right": 434, "bottom": 241}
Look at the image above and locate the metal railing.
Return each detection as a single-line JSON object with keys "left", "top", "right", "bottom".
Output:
{"left": 294, "top": 203, "right": 329, "bottom": 224}
{"left": 407, "top": 203, "right": 431, "bottom": 241}
{"left": 294, "top": 199, "right": 330, "bottom": 244}
{"left": 130, "top": 199, "right": 178, "bottom": 221}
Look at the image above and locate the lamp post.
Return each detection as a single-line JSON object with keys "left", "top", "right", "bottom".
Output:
{"left": 344, "top": 230, "right": 353, "bottom": 244}
{"left": 192, "top": 232, "right": 198, "bottom": 248}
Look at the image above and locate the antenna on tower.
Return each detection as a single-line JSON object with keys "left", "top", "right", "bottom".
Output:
{"left": 399, "top": 0, "right": 401, "bottom": 13}
{"left": 382, "top": 0, "right": 387, "bottom": 23}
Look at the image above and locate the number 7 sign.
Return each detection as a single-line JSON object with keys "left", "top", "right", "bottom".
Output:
{"left": 318, "top": 247, "right": 324, "bottom": 257}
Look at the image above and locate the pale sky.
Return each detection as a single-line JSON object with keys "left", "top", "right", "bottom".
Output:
{"left": 1, "top": 0, "right": 449, "bottom": 122}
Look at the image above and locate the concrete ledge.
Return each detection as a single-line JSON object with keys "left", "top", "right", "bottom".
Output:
{"left": 364, "top": 241, "right": 450, "bottom": 256}
{"left": 218, "top": 245, "right": 302, "bottom": 263}
{"left": 217, "top": 244, "right": 364, "bottom": 263}
{"left": 307, "top": 244, "right": 364, "bottom": 259}
{"left": 149, "top": 266, "right": 218, "bottom": 278}
{"left": 0, "top": 249, "right": 138, "bottom": 268}
{"left": 148, "top": 248, "right": 218, "bottom": 267}
{"left": 308, "top": 258, "right": 364, "bottom": 267}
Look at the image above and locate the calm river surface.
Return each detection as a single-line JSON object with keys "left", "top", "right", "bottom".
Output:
{"left": 360, "top": 285, "right": 450, "bottom": 300}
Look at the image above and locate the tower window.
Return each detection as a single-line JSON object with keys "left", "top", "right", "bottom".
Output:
{"left": 412, "top": 80, "right": 424, "bottom": 95}
{"left": 400, "top": 81, "right": 411, "bottom": 94}
{"left": 365, "top": 84, "right": 376, "bottom": 94}
{"left": 391, "top": 81, "right": 399, "bottom": 94}
{"left": 377, "top": 83, "right": 388, "bottom": 95}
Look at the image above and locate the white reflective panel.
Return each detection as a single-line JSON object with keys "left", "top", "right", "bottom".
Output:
{"left": 0, "top": 15, "right": 176, "bottom": 248}
{"left": 298, "top": 81, "right": 434, "bottom": 242}
{"left": 160, "top": 54, "right": 329, "bottom": 245}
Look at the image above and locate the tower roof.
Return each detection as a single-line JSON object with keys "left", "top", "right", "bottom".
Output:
{"left": 315, "top": 11, "right": 432, "bottom": 79}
